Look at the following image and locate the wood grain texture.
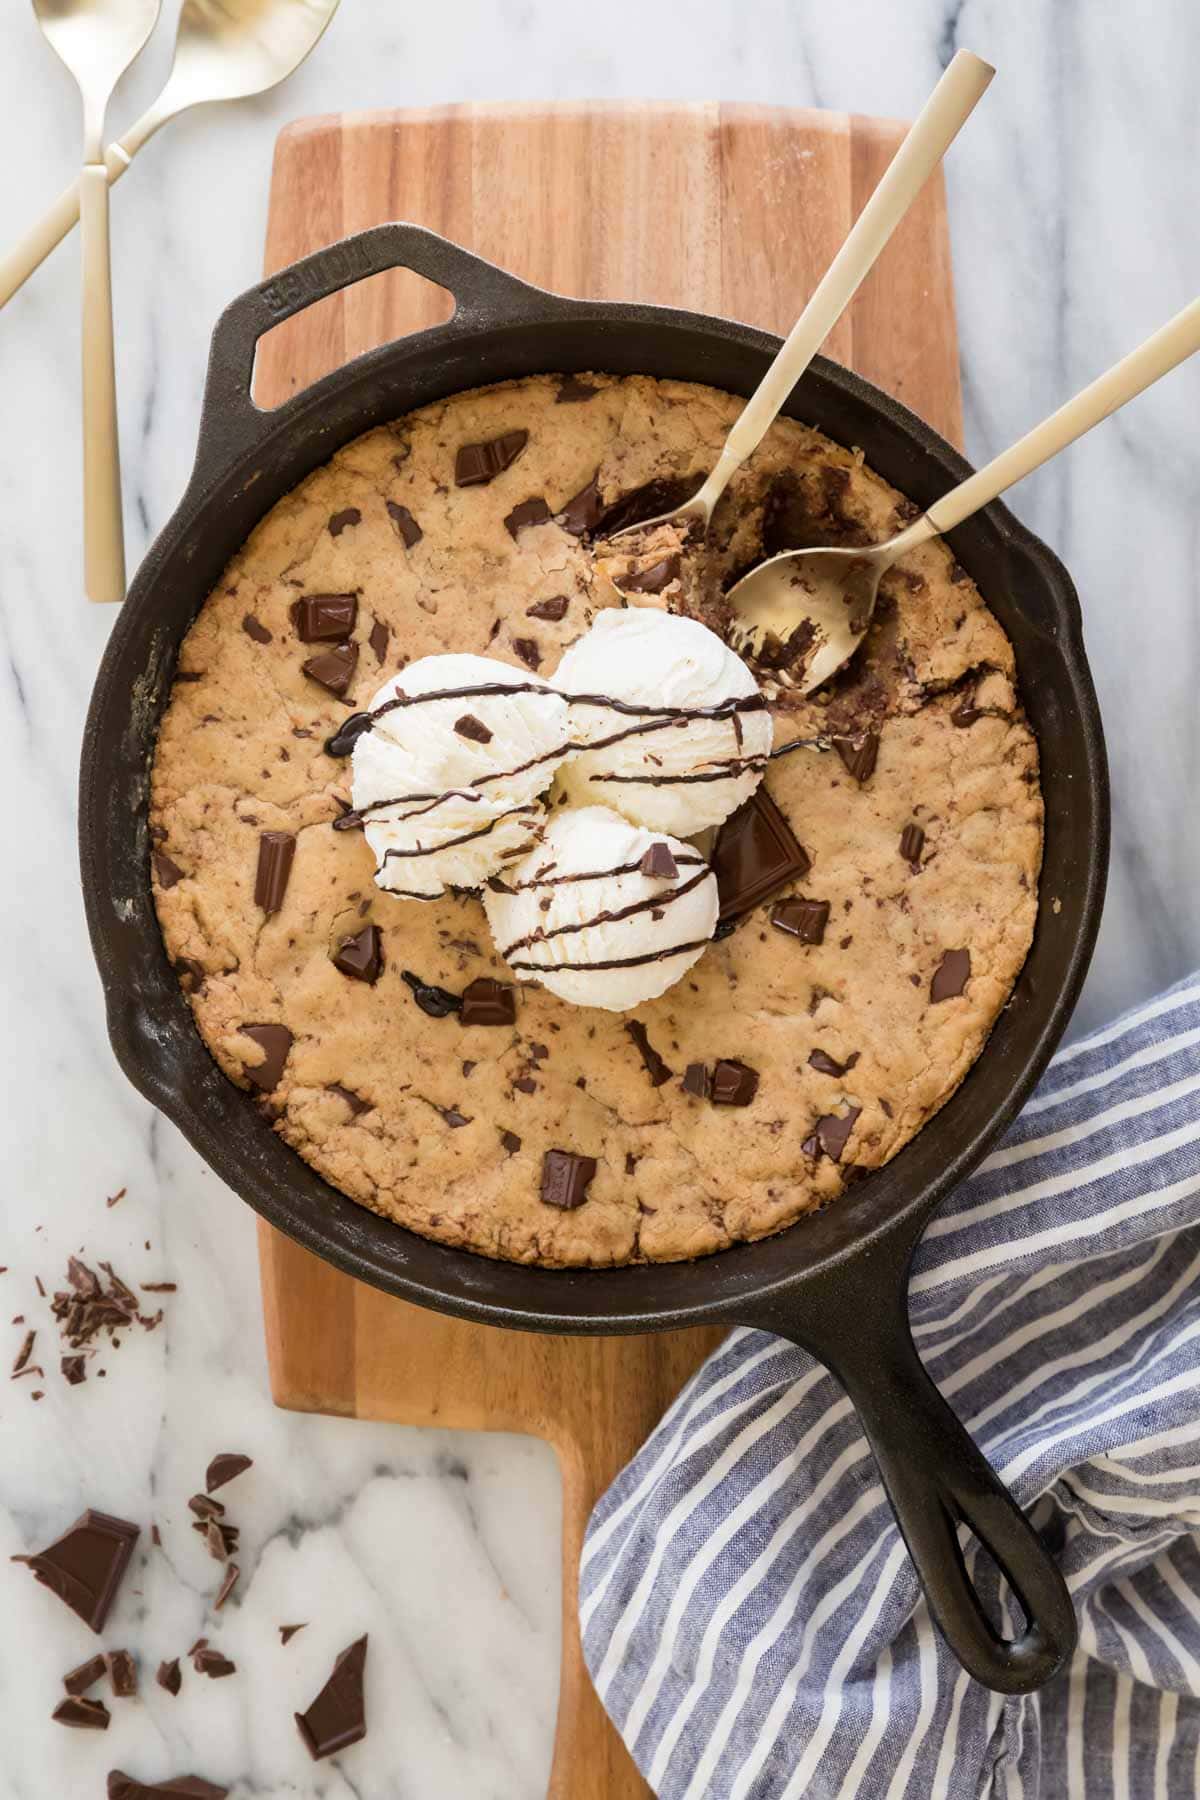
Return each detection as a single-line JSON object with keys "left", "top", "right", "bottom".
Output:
{"left": 255, "top": 100, "right": 962, "bottom": 1800}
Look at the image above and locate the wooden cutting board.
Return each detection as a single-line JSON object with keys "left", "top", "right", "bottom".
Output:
{"left": 256, "top": 101, "right": 962, "bottom": 1799}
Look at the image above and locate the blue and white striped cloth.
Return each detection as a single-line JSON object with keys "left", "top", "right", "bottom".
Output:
{"left": 580, "top": 972, "right": 1200, "bottom": 1799}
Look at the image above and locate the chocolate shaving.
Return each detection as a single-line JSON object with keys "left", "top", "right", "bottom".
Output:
{"left": 386, "top": 500, "right": 422, "bottom": 547}
{"left": 625, "top": 1022, "right": 672, "bottom": 1088}
{"left": 931, "top": 948, "right": 971, "bottom": 1003}
{"left": 12, "top": 1328, "right": 35, "bottom": 1375}
{"left": 188, "top": 1493, "right": 225, "bottom": 1521}
{"left": 455, "top": 431, "right": 528, "bottom": 486}
{"left": 214, "top": 1564, "right": 240, "bottom": 1610}
{"left": 295, "top": 1635, "right": 368, "bottom": 1761}
{"left": 540, "top": 1150, "right": 597, "bottom": 1210}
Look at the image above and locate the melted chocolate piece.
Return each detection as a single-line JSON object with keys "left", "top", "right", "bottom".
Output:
{"left": 107, "top": 1649, "right": 138, "bottom": 1697}
{"left": 808, "top": 1048, "right": 860, "bottom": 1078}
{"left": 402, "top": 971, "right": 462, "bottom": 1018}
{"left": 386, "top": 500, "right": 422, "bottom": 547}
{"left": 291, "top": 594, "right": 358, "bottom": 642}
{"left": 156, "top": 1659, "right": 182, "bottom": 1697}
{"left": 625, "top": 1022, "right": 672, "bottom": 1088}
{"left": 460, "top": 978, "right": 516, "bottom": 1027}
{"left": 806, "top": 1107, "right": 862, "bottom": 1162}
{"left": 682, "top": 1063, "right": 711, "bottom": 1099}
{"left": 556, "top": 375, "right": 599, "bottom": 403}
{"left": 325, "top": 711, "right": 373, "bottom": 756}
{"left": 899, "top": 823, "right": 925, "bottom": 868}
{"left": 833, "top": 732, "right": 879, "bottom": 784}
{"left": 368, "top": 618, "right": 390, "bottom": 664}
{"left": 541, "top": 1150, "right": 597, "bottom": 1210}
{"left": 53, "top": 1695, "right": 110, "bottom": 1729}
{"left": 241, "top": 613, "right": 272, "bottom": 643}
{"left": 620, "top": 554, "right": 680, "bottom": 595}
{"left": 713, "top": 790, "right": 810, "bottom": 921}
{"left": 254, "top": 831, "right": 295, "bottom": 914}
{"left": 153, "top": 850, "right": 185, "bottom": 890}
{"left": 526, "top": 595, "right": 569, "bottom": 622}
{"left": 500, "top": 1129, "right": 522, "bottom": 1154}
{"left": 640, "top": 842, "right": 679, "bottom": 880}
{"left": 595, "top": 474, "right": 703, "bottom": 538}
{"left": 63, "top": 1653, "right": 108, "bottom": 1697}
{"left": 711, "top": 1060, "right": 759, "bottom": 1107}
{"left": 295, "top": 1636, "right": 368, "bottom": 1762}
{"left": 328, "top": 507, "right": 361, "bottom": 537}
{"left": 771, "top": 897, "right": 829, "bottom": 944}
{"left": 13, "top": 1509, "right": 139, "bottom": 1634}
{"left": 931, "top": 948, "right": 971, "bottom": 1003}
{"left": 455, "top": 431, "right": 528, "bottom": 487}
{"left": 512, "top": 637, "right": 541, "bottom": 669}
{"left": 332, "top": 924, "right": 384, "bottom": 985}
{"left": 206, "top": 1452, "right": 252, "bottom": 1494}
{"left": 504, "top": 496, "right": 552, "bottom": 538}
{"left": 240, "top": 1025, "right": 292, "bottom": 1093}
{"left": 454, "top": 713, "right": 493, "bottom": 744}
{"left": 108, "top": 1777, "right": 229, "bottom": 1800}
{"left": 557, "top": 475, "right": 604, "bottom": 537}
{"left": 302, "top": 642, "right": 358, "bottom": 698}
{"left": 329, "top": 1083, "right": 371, "bottom": 1117}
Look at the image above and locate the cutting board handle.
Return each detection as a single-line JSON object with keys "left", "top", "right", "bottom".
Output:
{"left": 194, "top": 223, "right": 562, "bottom": 477}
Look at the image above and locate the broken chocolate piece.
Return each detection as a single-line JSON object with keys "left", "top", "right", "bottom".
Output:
{"left": 771, "top": 897, "right": 830, "bottom": 944}
{"left": 203, "top": 1518, "right": 229, "bottom": 1563}
{"left": 107, "top": 1649, "right": 138, "bottom": 1697}
{"left": 328, "top": 507, "right": 361, "bottom": 537}
{"left": 332, "top": 924, "right": 384, "bottom": 985}
{"left": 541, "top": 1150, "right": 597, "bottom": 1210}
{"left": 192, "top": 1645, "right": 236, "bottom": 1679}
{"left": 682, "top": 1062, "right": 711, "bottom": 1100}
{"left": 12, "top": 1328, "right": 35, "bottom": 1374}
{"left": 279, "top": 1623, "right": 307, "bottom": 1646}
{"left": 556, "top": 375, "right": 599, "bottom": 403}
{"left": 153, "top": 851, "right": 185, "bottom": 890}
{"left": 205, "top": 1452, "right": 253, "bottom": 1495}
{"left": 187, "top": 1493, "right": 225, "bottom": 1521}
{"left": 302, "top": 642, "right": 358, "bottom": 698}
{"left": 368, "top": 617, "right": 390, "bottom": 663}
{"left": 711, "top": 1059, "right": 759, "bottom": 1107}
{"left": 402, "top": 970, "right": 462, "bottom": 1018}
{"left": 386, "top": 500, "right": 422, "bottom": 547}
{"left": 291, "top": 594, "right": 358, "bottom": 641}
{"left": 295, "top": 1635, "right": 368, "bottom": 1762}
{"left": 63, "top": 1652, "right": 108, "bottom": 1696}
{"left": 807, "top": 1106, "right": 862, "bottom": 1162}
{"left": 454, "top": 713, "right": 493, "bottom": 744}
{"left": 899, "top": 823, "right": 925, "bottom": 868}
{"left": 620, "top": 554, "right": 680, "bottom": 595}
{"left": 460, "top": 978, "right": 516, "bottom": 1027}
{"left": 12, "top": 1508, "right": 139, "bottom": 1633}
{"left": 808, "top": 1048, "right": 860, "bottom": 1078}
{"left": 931, "top": 947, "right": 971, "bottom": 1003}
{"left": 156, "top": 1659, "right": 182, "bottom": 1696}
{"left": 455, "top": 430, "right": 528, "bottom": 486}
{"left": 526, "top": 595, "right": 569, "bottom": 622}
{"left": 713, "top": 789, "right": 810, "bottom": 920}
{"left": 557, "top": 474, "right": 604, "bottom": 536}
{"left": 107, "top": 1777, "right": 229, "bottom": 1800}
{"left": 254, "top": 831, "right": 295, "bottom": 914}
{"left": 53, "top": 1695, "right": 110, "bottom": 1729}
{"left": 214, "top": 1563, "right": 239, "bottom": 1610}
{"left": 504, "top": 496, "right": 552, "bottom": 538}
{"left": 512, "top": 637, "right": 541, "bottom": 669}
{"left": 833, "top": 732, "right": 880, "bottom": 784}
{"left": 639, "top": 841, "right": 679, "bottom": 880}
{"left": 625, "top": 1021, "right": 672, "bottom": 1088}
{"left": 240, "top": 1025, "right": 292, "bottom": 1093}
{"left": 241, "top": 613, "right": 272, "bottom": 644}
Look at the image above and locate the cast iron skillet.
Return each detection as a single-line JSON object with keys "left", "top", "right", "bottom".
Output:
{"left": 82, "top": 223, "right": 1108, "bottom": 1694}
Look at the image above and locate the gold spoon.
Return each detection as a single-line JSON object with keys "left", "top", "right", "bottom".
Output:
{"left": 598, "top": 50, "right": 994, "bottom": 593}
{"left": 1, "top": 0, "right": 340, "bottom": 312}
{"left": 729, "top": 293, "right": 1200, "bottom": 687}
{"left": 32, "top": 0, "right": 161, "bottom": 604}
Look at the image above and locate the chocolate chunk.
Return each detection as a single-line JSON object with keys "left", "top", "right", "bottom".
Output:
{"left": 931, "top": 947, "right": 971, "bottom": 1003}
{"left": 107, "top": 1649, "right": 138, "bottom": 1697}
{"left": 806, "top": 1106, "right": 862, "bottom": 1162}
{"left": 808, "top": 1048, "right": 860, "bottom": 1078}
{"left": 386, "top": 500, "right": 422, "bottom": 547}
{"left": 557, "top": 475, "right": 604, "bottom": 537}
{"left": 682, "top": 1062, "right": 711, "bottom": 1099}
{"left": 620, "top": 554, "right": 680, "bottom": 595}
{"left": 52, "top": 1695, "right": 110, "bottom": 1729}
{"left": 439, "top": 1106, "right": 470, "bottom": 1129}
{"left": 153, "top": 850, "right": 185, "bottom": 890}
{"left": 711, "top": 1060, "right": 759, "bottom": 1107}
{"left": 454, "top": 713, "right": 493, "bottom": 744}
{"left": 214, "top": 1563, "right": 240, "bottom": 1610}
{"left": 625, "top": 1021, "right": 672, "bottom": 1087}
{"left": 833, "top": 732, "right": 880, "bottom": 784}
{"left": 455, "top": 430, "right": 528, "bottom": 487}
{"left": 596, "top": 474, "right": 703, "bottom": 537}
{"left": 504, "top": 496, "right": 552, "bottom": 538}
{"left": 899, "top": 823, "right": 925, "bottom": 868}
{"left": 460, "top": 978, "right": 516, "bottom": 1027}
{"left": 295, "top": 1635, "right": 368, "bottom": 1762}
{"left": 241, "top": 613, "right": 272, "bottom": 643}
{"left": 541, "top": 1150, "right": 597, "bottom": 1210}
{"left": 206, "top": 1452, "right": 253, "bottom": 1495}
{"left": 512, "top": 637, "right": 541, "bottom": 669}
{"left": 63, "top": 1652, "right": 108, "bottom": 1696}
{"left": 156, "top": 1659, "right": 182, "bottom": 1696}
{"left": 526, "top": 595, "right": 569, "bottom": 622}
{"left": 639, "top": 841, "right": 679, "bottom": 880}
{"left": 513, "top": 1075, "right": 537, "bottom": 1095}
{"left": 556, "top": 375, "right": 599, "bottom": 403}
{"left": 12, "top": 1509, "right": 139, "bottom": 1633}
{"left": 292, "top": 594, "right": 358, "bottom": 642}
{"left": 329, "top": 1083, "right": 371, "bottom": 1116}
{"left": 771, "top": 897, "right": 829, "bottom": 944}
{"left": 402, "top": 970, "right": 462, "bottom": 1018}
{"left": 192, "top": 1645, "right": 236, "bottom": 1679}
{"left": 254, "top": 831, "right": 295, "bottom": 914}
{"left": 368, "top": 617, "right": 390, "bottom": 663}
{"left": 500, "top": 1129, "right": 522, "bottom": 1155}
{"left": 187, "top": 1493, "right": 225, "bottom": 1520}
{"left": 302, "top": 642, "right": 358, "bottom": 698}
{"left": 713, "top": 790, "right": 810, "bottom": 921}
{"left": 107, "top": 1777, "right": 229, "bottom": 1800}
{"left": 332, "top": 923, "right": 384, "bottom": 985}
{"left": 280, "top": 1623, "right": 307, "bottom": 1646}
{"left": 240, "top": 1024, "right": 292, "bottom": 1093}
{"left": 328, "top": 507, "right": 361, "bottom": 537}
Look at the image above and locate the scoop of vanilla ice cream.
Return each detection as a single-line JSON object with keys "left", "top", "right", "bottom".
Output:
{"left": 351, "top": 654, "right": 569, "bottom": 898}
{"left": 483, "top": 804, "right": 718, "bottom": 1010}
{"left": 551, "top": 609, "right": 773, "bottom": 835}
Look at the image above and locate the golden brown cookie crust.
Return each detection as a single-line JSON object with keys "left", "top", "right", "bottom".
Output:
{"left": 149, "top": 373, "right": 1041, "bottom": 1267}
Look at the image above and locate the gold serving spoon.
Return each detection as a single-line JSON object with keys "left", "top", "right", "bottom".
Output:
{"left": 599, "top": 50, "right": 994, "bottom": 592}
{"left": 32, "top": 0, "right": 161, "bottom": 604}
{"left": 729, "top": 293, "right": 1200, "bottom": 686}
{"left": 1, "top": 0, "right": 340, "bottom": 313}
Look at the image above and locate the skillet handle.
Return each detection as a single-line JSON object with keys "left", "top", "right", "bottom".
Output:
{"left": 761, "top": 1237, "right": 1076, "bottom": 1693}
{"left": 194, "top": 222, "right": 557, "bottom": 476}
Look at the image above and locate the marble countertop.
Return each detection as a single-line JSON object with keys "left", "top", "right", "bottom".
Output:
{"left": 2, "top": 1, "right": 1198, "bottom": 1794}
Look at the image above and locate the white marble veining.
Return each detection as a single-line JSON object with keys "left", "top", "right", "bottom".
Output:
{"left": 2, "top": 1, "right": 1199, "bottom": 1793}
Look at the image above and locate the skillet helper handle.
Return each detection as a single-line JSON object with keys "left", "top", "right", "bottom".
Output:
{"left": 194, "top": 221, "right": 554, "bottom": 475}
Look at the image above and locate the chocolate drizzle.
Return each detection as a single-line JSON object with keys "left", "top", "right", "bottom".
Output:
{"left": 507, "top": 937, "right": 713, "bottom": 975}
{"left": 497, "top": 866, "right": 713, "bottom": 959}
{"left": 379, "top": 805, "right": 539, "bottom": 864}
